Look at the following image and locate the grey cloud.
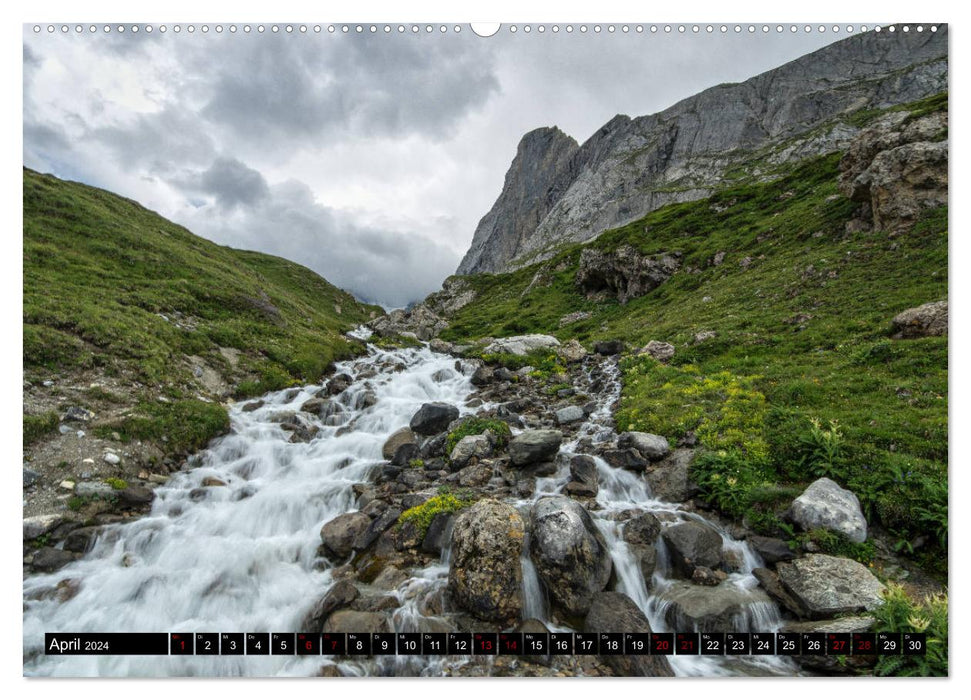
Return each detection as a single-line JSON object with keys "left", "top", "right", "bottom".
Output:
{"left": 186, "top": 178, "right": 458, "bottom": 307}
{"left": 196, "top": 33, "right": 499, "bottom": 144}
{"left": 90, "top": 107, "right": 217, "bottom": 173}
{"left": 186, "top": 157, "right": 270, "bottom": 209}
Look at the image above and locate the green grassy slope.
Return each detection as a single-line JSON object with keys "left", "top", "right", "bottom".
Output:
{"left": 442, "top": 104, "right": 947, "bottom": 572}
{"left": 23, "top": 168, "right": 380, "bottom": 451}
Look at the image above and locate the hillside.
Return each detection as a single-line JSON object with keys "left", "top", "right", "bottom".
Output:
{"left": 458, "top": 26, "right": 947, "bottom": 275}
{"left": 23, "top": 168, "right": 380, "bottom": 513}
{"left": 416, "top": 93, "right": 949, "bottom": 578}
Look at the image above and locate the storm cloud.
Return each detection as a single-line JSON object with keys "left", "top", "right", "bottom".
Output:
{"left": 22, "top": 25, "right": 840, "bottom": 307}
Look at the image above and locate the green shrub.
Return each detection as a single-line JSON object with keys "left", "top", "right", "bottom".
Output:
{"left": 23, "top": 411, "right": 59, "bottom": 446}
{"left": 871, "top": 583, "right": 947, "bottom": 677}
{"left": 105, "top": 477, "right": 128, "bottom": 490}
{"left": 797, "top": 417, "right": 847, "bottom": 479}
{"left": 398, "top": 490, "right": 477, "bottom": 539}
{"left": 691, "top": 450, "right": 769, "bottom": 518}
{"left": 445, "top": 417, "right": 512, "bottom": 457}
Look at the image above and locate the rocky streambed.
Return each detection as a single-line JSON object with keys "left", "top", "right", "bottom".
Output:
{"left": 23, "top": 329, "right": 888, "bottom": 677}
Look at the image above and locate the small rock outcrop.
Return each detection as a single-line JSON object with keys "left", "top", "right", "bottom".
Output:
{"left": 790, "top": 477, "right": 868, "bottom": 544}
{"left": 839, "top": 110, "right": 948, "bottom": 233}
{"left": 576, "top": 246, "right": 681, "bottom": 303}
{"left": 529, "top": 496, "right": 612, "bottom": 618}
{"left": 319, "top": 512, "right": 371, "bottom": 559}
{"left": 891, "top": 300, "right": 948, "bottom": 339}
{"left": 447, "top": 499, "right": 525, "bottom": 624}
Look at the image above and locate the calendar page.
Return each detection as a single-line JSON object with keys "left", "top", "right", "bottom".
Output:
{"left": 22, "top": 18, "right": 948, "bottom": 680}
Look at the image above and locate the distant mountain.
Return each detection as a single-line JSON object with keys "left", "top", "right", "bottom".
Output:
{"left": 457, "top": 26, "right": 948, "bottom": 275}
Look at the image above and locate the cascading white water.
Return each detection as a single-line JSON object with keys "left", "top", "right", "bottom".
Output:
{"left": 23, "top": 335, "right": 477, "bottom": 677}
{"left": 25, "top": 336, "right": 801, "bottom": 678}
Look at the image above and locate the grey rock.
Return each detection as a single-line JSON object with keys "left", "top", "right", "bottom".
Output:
{"left": 508, "top": 430, "right": 563, "bottom": 466}
{"left": 559, "top": 311, "right": 592, "bottom": 327}
{"left": 658, "top": 580, "right": 773, "bottom": 632}
{"left": 661, "top": 520, "right": 724, "bottom": 578}
{"left": 602, "top": 448, "right": 647, "bottom": 471}
{"left": 892, "top": 300, "right": 948, "bottom": 339}
{"left": 382, "top": 427, "right": 417, "bottom": 460}
{"left": 449, "top": 434, "right": 493, "bottom": 467}
{"left": 62, "top": 406, "right": 94, "bottom": 423}
{"left": 556, "top": 339, "right": 587, "bottom": 363}
{"left": 593, "top": 339, "right": 625, "bottom": 356}
{"left": 31, "top": 547, "right": 76, "bottom": 573}
{"left": 117, "top": 485, "right": 154, "bottom": 507}
{"left": 241, "top": 400, "right": 264, "bottom": 412}
{"left": 624, "top": 512, "right": 662, "bottom": 546}
{"left": 409, "top": 402, "right": 460, "bottom": 435}
{"left": 618, "top": 431, "right": 670, "bottom": 461}
{"left": 75, "top": 482, "right": 114, "bottom": 499}
{"left": 322, "top": 610, "right": 390, "bottom": 635}
{"left": 753, "top": 566, "right": 809, "bottom": 618}
{"left": 352, "top": 507, "right": 402, "bottom": 552}
{"left": 470, "top": 366, "right": 494, "bottom": 386}
{"left": 569, "top": 455, "right": 599, "bottom": 490}
{"left": 791, "top": 477, "right": 868, "bottom": 543}
{"left": 776, "top": 554, "right": 886, "bottom": 619}
{"left": 421, "top": 512, "right": 453, "bottom": 555}
{"left": 645, "top": 448, "right": 699, "bottom": 502}
{"left": 483, "top": 334, "right": 561, "bottom": 356}
{"left": 748, "top": 535, "right": 796, "bottom": 564}
{"left": 640, "top": 340, "right": 676, "bottom": 362}
{"left": 63, "top": 526, "right": 101, "bottom": 553}
{"left": 447, "top": 499, "right": 524, "bottom": 624}
{"left": 554, "top": 405, "right": 585, "bottom": 425}
{"left": 23, "top": 468, "right": 41, "bottom": 488}
{"left": 584, "top": 592, "right": 674, "bottom": 676}
{"left": 320, "top": 512, "right": 371, "bottom": 559}
{"left": 391, "top": 442, "right": 421, "bottom": 467}
{"left": 301, "top": 579, "right": 359, "bottom": 631}
{"left": 529, "top": 496, "right": 612, "bottom": 617}
{"left": 23, "top": 514, "right": 66, "bottom": 541}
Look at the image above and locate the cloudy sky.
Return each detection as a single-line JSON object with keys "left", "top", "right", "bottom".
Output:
{"left": 23, "top": 24, "right": 841, "bottom": 308}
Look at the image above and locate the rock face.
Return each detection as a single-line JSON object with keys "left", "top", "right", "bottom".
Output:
{"left": 839, "top": 110, "right": 948, "bottom": 232}
{"left": 456, "top": 29, "right": 947, "bottom": 274}
{"left": 584, "top": 592, "right": 674, "bottom": 676}
{"left": 457, "top": 127, "right": 580, "bottom": 275}
{"left": 529, "top": 496, "right": 612, "bottom": 617}
{"left": 891, "top": 300, "right": 948, "bottom": 338}
{"left": 661, "top": 520, "right": 724, "bottom": 578}
{"left": 776, "top": 554, "right": 886, "bottom": 619}
{"left": 370, "top": 304, "right": 446, "bottom": 341}
{"left": 447, "top": 499, "right": 525, "bottom": 624}
{"left": 483, "top": 334, "right": 561, "bottom": 356}
{"left": 409, "top": 403, "right": 460, "bottom": 435}
{"left": 508, "top": 430, "right": 563, "bottom": 466}
{"left": 577, "top": 247, "right": 681, "bottom": 303}
{"left": 790, "top": 477, "right": 868, "bottom": 544}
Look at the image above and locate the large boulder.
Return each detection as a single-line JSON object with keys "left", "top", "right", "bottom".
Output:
{"left": 23, "top": 514, "right": 67, "bottom": 541}
{"left": 529, "top": 496, "right": 612, "bottom": 617}
{"left": 790, "top": 477, "right": 868, "bottom": 544}
{"left": 645, "top": 448, "right": 699, "bottom": 502}
{"left": 639, "top": 340, "right": 676, "bottom": 363}
{"left": 447, "top": 499, "right": 524, "bottom": 624}
{"left": 319, "top": 512, "right": 372, "bottom": 559}
{"left": 660, "top": 520, "right": 724, "bottom": 578}
{"left": 658, "top": 581, "right": 774, "bottom": 632}
{"left": 449, "top": 434, "right": 493, "bottom": 467}
{"left": 584, "top": 592, "right": 674, "bottom": 676}
{"left": 509, "top": 430, "right": 563, "bottom": 467}
{"left": 576, "top": 246, "right": 681, "bottom": 304}
{"left": 409, "top": 403, "right": 460, "bottom": 435}
{"left": 776, "top": 554, "right": 886, "bottom": 619}
{"left": 891, "top": 300, "right": 948, "bottom": 339}
{"left": 483, "top": 334, "right": 561, "bottom": 356}
{"left": 556, "top": 339, "right": 587, "bottom": 363}
{"left": 381, "top": 428, "right": 418, "bottom": 460}
{"left": 618, "top": 431, "right": 670, "bottom": 461}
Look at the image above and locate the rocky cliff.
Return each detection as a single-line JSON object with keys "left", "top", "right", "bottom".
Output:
{"left": 457, "top": 26, "right": 948, "bottom": 275}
